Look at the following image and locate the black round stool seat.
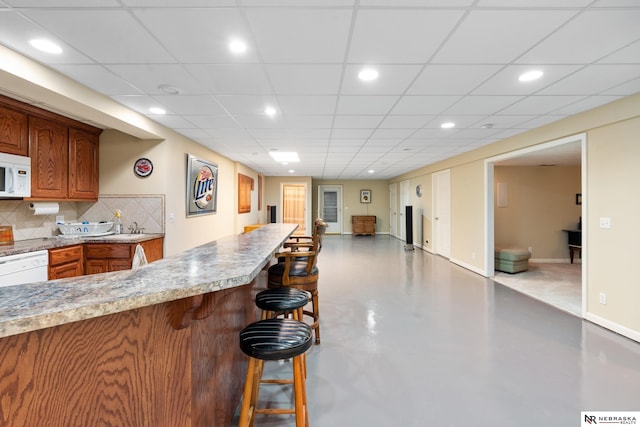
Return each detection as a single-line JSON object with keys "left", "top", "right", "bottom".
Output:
{"left": 240, "top": 319, "right": 313, "bottom": 361}
{"left": 256, "top": 287, "right": 309, "bottom": 312}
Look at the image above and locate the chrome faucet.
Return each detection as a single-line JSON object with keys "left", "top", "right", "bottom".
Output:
{"left": 129, "top": 221, "right": 142, "bottom": 234}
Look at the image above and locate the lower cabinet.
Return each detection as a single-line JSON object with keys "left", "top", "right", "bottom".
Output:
{"left": 84, "top": 238, "right": 164, "bottom": 275}
{"left": 49, "top": 245, "right": 84, "bottom": 279}
{"left": 352, "top": 215, "right": 376, "bottom": 236}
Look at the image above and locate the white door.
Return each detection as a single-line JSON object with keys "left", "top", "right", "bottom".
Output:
{"left": 389, "top": 183, "right": 398, "bottom": 238}
{"left": 432, "top": 170, "right": 451, "bottom": 258}
{"left": 318, "top": 185, "right": 342, "bottom": 234}
{"left": 400, "top": 180, "right": 410, "bottom": 242}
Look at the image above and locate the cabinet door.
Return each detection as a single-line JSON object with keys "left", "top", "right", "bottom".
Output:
{"left": 109, "top": 259, "right": 132, "bottom": 272}
{"left": 49, "top": 261, "right": 84, "bottom": 279}
{"left": 85, "top": 259, "right": 108, "bottom": 275}
{"left": 0, "top": 105, "right": 28, "bottom": 155}
{"left": 68, "top": 128, "right": 99, "bottom": 200}
{"left": 139, "top": 238, "right": 164, "bottom": 263}
{"left": 29, "top": 116, "right": 68, "bottom": 199}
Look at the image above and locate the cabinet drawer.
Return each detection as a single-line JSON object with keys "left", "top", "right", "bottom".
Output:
{"left": 49, "top": 245, "right": 83, "bottom": 266}
{"left": 85, "top": 244, "right": 132, "bottom": 259}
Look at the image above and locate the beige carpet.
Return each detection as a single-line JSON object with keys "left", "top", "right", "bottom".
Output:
{"left": 493, "top": 262, "right": 582, "bottom": 316}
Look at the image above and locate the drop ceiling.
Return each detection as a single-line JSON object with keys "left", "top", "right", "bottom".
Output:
{"left": 0, "top": 0, "right": 639, "bottom": 179}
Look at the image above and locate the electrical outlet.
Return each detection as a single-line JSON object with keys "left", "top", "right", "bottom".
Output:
{"left": 599, "top": 292, "right": 607, "bottom": 305}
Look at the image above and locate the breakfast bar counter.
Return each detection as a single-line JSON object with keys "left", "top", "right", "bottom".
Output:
{"left": 0, "top": 223, "right": 296, "bottom": 427}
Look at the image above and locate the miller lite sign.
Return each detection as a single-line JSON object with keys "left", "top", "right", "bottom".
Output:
{"left": 186, "top": 154, "right": 218, "bottom": 216}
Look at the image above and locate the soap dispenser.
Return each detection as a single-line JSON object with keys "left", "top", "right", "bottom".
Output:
{"left": 114, "top": 209, "right": 123, "bottom": 234}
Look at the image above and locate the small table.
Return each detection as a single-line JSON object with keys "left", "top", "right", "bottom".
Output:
{"left": 562, "top": 229, "right": 582, "bottom": 263}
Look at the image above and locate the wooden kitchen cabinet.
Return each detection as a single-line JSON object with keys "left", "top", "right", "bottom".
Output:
{"left": 29, "top": 117, "right": 100, "bottom": 201}
{"left": 68, "top": 127, "right": 99, "bottom": 200}
{"left": 29, "top": 116, "right": 69, "bottom": 199}
{"left": 0, "top": 104, "right": 28, "bottom": 156}
{"left": 352, "top": 215, "right": 376, "bottom": 236}
{"left": 49, "top": 245, "right": 84, "bottom": 279}
{"left": 84, "top": 238, "right": 164, "bottom": 275}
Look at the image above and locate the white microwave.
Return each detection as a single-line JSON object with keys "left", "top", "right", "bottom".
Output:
{"left": 0, "top": 152, "right": 31, "bottom": 198}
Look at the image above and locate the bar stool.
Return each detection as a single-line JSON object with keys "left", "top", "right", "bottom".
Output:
{"left": 238, "top": 318, "right": 313, "bottom": 427}
{"left": 255, "top": 287, "right": 310, "bottom": 321}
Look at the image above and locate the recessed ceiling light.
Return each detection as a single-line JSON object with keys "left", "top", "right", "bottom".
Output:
{"left": 288, "top": 169, "right": 295, "bottom": 174}
{"left": 358, "top": 68, "right": 379, "bottom": 82}
{"left": 29, "top": 39, "right": 62, "bottom": 54}
{"left": 269, "top": 151, "right": 299, "bottom": 163}
{"left": 368, "top": 169, "right": 375, "bottom": 174}
{"left": 229, "top": 39, "right": 247, "bottom": 54}
{"left": 265, "top": 106, "right": 277, "bottom": 117}
{"left": 441, "top": 122, "right": 455, "bottom": 129}
{"left": 518, "top": 70, "right": 544, "bottom": 82}
{"left": 149, "top": 107, "right": 166, "bottom": 115}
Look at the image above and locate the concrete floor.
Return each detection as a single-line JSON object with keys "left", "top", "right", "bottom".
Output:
{"left": 234, "top": 235, "right": 640, "bottom": 427}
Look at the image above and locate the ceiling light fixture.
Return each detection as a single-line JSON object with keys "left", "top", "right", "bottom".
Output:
{"left": 480, "top": 123, "right": 494, "bottom": 129}
{"left": 29, "top": 39, "right": 62, "bottom": 54}
{"left": 288, "top": 169, "right": 295, "bottom": 174}
{"left": 149, "top": 107, "right": 166, "bottom": 115}
{"left": 441, "top": 122, "right": 455, "bottom": 129}
{"left": 358, "top": 68, "right": 379, "bottom": 82}
{"left": 269, "top": 151, "right": 299, "bottom": 163}
{"left": 264, "top": 106, "right": 277, "bottom": 117}
{"left": 229, "top": 39, "right": 247, "bottom": 54}
{"left": 518, "top": 70, "right": 544, "bottom": 82}
{"left": 368, "top": 169, "right": 375, "bottom": 174}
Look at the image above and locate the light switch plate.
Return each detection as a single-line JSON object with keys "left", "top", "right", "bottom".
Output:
{"left": 599, "top": 217, "right": 611, "bottom": 229}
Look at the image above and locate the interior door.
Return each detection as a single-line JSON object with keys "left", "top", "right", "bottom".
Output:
{"left": 389, "top": 183, "right": 398, "bottom": 238}
{"left": 400, "top": 180, "right": 410, "bottom": 242}
{"left": 318, "top": 185, "right": 342, "bottom": 234}
{"left": 282, "top": 184, "right": 307, "bottom": 235}
{"left": 433, "top": 170, "right": 451, "bottom": 258}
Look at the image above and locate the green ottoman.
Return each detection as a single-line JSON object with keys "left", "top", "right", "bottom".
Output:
{"left": 495, "top": 247, "right": 531, "bottom": 273}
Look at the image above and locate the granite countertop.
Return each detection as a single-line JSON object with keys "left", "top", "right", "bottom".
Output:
{"left": 0, "top": 224, "right": 296, "bottom": 339}
{"left": 0, "top": 233, "right": 165, "bottom": 257}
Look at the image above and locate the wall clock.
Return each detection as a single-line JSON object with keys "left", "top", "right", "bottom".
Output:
{"left": 134, "top": 158, "right": 153, "bottom": 178}
{"left": 416, "top": 184, "right": 423, "bottom": 197}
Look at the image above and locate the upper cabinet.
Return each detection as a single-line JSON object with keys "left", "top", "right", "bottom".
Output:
{"left": 0, "top": 95, "right": 102, "bottom": 201}
{"left": 0, "top": 105, "right": 29, "bottom": 156}
{"left": 29, "top": 116, "right": 69, "bottom": 199}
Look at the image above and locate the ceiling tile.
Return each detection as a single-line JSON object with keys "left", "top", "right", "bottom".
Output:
{"left": 599, "top": 40, "right": 640, "bottom": 64}
{"left": 244, "top": 8, "right": 352, "bottom": 63}
{"left": 519, "top": 10, "right": 640, "bottom": 64}
{"left": 278, "top": 96, "right": 338, "bottom": 115}
{"left": 133, "top": 8, "right": 257, "bottom": 63}
{"left": 333, "top": 115, "right": 385, "bottom": 128}
{"left": 265, "top": 64, "right": 342, "bottom": 95}
{"left": 215, "top": 95, "right": 280, "bottom": 115}
{"left": 152, "top": 95, "right": 228, "bottom": 115}
{"left": 408, "top": 65, "right": 502, "bottom": 95}
{"left": 55, "top": 65, "right": 142, "bottom": 95}
{"left": 444, "top": 95, "right": 523, "bottom": 115}
{"left": 498, "top": 96, "right": 584, "bottom": 115}
{"left": 538, "top": 65, "right": 640, "bottom": 95}
{"left": 348, "top": 9, "right": 464, "bottom": 63}
{"left": 432, "top": 9, "right": 577, "bottom": 63}
{"left": 378, "top": 115, "right": 433, "bottom": 128}
{"left": 185, "top": 64, "right": 273, "bottom": 95}
{"left": 391, "top": 96, "right": 461, "bottom": 115}
{"left": 336, "top": 96, "right": 399, "bottom": 115}
{"left": 23, "top": 9, "right": 174, "bottom": 63}
{"left": 106, "top": 64, "right": 206, "bottom": 95}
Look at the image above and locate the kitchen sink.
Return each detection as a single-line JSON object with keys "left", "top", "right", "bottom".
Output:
{"left": 84, "top": 233, "right": 145, "bottom": 241}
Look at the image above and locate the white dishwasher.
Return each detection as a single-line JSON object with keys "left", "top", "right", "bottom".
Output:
{"left": 0, "top": 250, "right": 49, "bottom": 287}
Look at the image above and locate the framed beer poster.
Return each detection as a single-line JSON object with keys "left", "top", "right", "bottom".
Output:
{"left": 186, "top": 154, "right": 218, "bottom": 217}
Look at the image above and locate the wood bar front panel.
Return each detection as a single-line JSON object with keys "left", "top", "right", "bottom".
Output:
{"left": 0, "top": 283, "right": 256, "bottom": 427}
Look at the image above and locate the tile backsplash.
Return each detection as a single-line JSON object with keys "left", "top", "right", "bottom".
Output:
{"left": 0, "top": 194, "right": 164, "bottom": 241}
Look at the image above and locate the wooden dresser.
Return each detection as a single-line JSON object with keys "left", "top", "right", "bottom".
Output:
{"left": 352, "top": 215, "right": 376, "bottom": 236}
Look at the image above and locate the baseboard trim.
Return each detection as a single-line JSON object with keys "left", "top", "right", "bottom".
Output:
{"left": 530, "top": 258, "right": 581, "bottom": 264}
{"left": 584, "top": 312, "right": 640, "bottom": 343}
{"left": 450, "top": 257, "right": 488, "bottom": 277}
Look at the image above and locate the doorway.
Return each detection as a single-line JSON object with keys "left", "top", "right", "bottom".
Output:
{"left": 282, "top": 183, "right": 307, "bottom": 235}
{"left": 318, "top": 185, "right": 342, "bottom": 234}
{"left": 399, "top": 180, "right": 410, "bottom": 242}
{"left": 389, "top": 183, "right": 398, "bottom": 238}
{"left": 432, "top": 170, "right": 451, "bottom": 258}
{"left": 485, "top": 134, "right": 586, "bottom": 315}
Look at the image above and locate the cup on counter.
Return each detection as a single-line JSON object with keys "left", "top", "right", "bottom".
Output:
{"left": 0, "top": 226, "right": 14, "bottom": 245}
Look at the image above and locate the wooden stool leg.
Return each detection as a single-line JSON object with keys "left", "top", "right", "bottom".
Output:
{"left": 292, "top": 354, "right": 308, "bottom": 427}
{"left": 239, "top": 356, "right": 259, "bottom": 427}
{"left": 310, "top": 289, "right": 320, "bottom": 344}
